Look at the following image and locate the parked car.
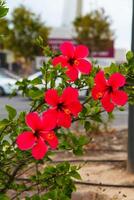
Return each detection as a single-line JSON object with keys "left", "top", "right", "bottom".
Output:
{"left": 28, "top": 71, "right": 42, "bottom": 80}
{"left": 27, "top": 71, "right": 88, "bottom": 99}
{"left": 0, "top": 73, "right": 17, "bottom": 96}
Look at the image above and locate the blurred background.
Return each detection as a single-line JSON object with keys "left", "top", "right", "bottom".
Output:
{"left": 0, "top": 1, "right": 134, "bottom": 198}
{"left": 0, "top": 0, "right": 132, "bottom": 76}
{"left": 0, "top": 0, "right": 131, "bottom": 129}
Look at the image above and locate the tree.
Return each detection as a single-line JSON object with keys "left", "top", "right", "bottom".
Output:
{"left": 0, "top": 0, "right": 9, "bottom": 48}
{"left": 73, "top": 8, "right": 114, "bottom": 53}
{"left": 0, "top": 18, "right": 10, "bottom": 49}
{"left": 0, "top": 5, "right": 49, "bottom": 60}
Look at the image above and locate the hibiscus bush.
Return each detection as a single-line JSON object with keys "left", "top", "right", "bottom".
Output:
{"left": 0, "top": 39, "right": 131, "bottom": 199}
{"left": 0, "top": 2, "right": 133, "bottom": 199}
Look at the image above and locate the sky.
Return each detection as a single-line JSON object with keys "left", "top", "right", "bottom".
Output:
{"left": 6, "top": 0, "right": 132, "bottom": 50}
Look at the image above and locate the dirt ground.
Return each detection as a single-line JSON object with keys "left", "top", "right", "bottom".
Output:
{"left": 53, "top": 129, "right": 134, "bottom": 200}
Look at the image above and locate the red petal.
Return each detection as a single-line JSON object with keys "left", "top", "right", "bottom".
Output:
{"left": 101, "top": 93, "right": 115, "bottom": 112}
{"left": 68, "top": 101, "right": 82, "bottom": 117}
{"left": 76, "top": 58, "right": 92, "bottom": 74}
{"left": 16, "top": 131, "right": 36, "bottom": 150}
{"left": 57, "top": 111, "right": 72, "bottom": 128}
{"left": 42, "top": 109, "right": 58, "bottom": 130}
{"left": 60, "top": 42, "right": 74, "bottom": 58}
{"left": 108, "top": 73, "right": 126, "bottom": 90}
{"left": 43, "top": 131, "right": 58, "bottom": 149}
{"left": 111, "top": 90, "right": 128, "bottom": 106}
{"left": 66, "top": 66, "right": 78, "bottom": 81}
{"left": 61, "top": 87, "right": 79, "bottom": 104}
{"left": 92, "top": 86, "right": 103, "bottom": 100}
{"left": 52, "top": 55, "right": 68, "bottom": 67}
{"left": 74, "top": 45, "right": 89, "bottom": 58}
{"left": 25, "top": 112, "right": 42, "bottom": 131}
{"left": 45, "top": 89, "right": 59, "bottom": 106}
{"left": 94, "top": 71, "right": 107, "bottom": 90}
{"left": 32, "top": 138, "right": 48, "bottom": 160}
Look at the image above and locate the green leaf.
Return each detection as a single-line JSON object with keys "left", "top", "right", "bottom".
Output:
{"left": 26, "top": 196, "right": 41, "bottom": 200}
{"left": 35, "top": 36, "right": 44, "bottom": 48}
{"left": 55, "top": 177, "right": 63, "bottom": 186}
{"left": 78, "top": 135, "right": 89, "bottom": 146}
{"left": 73, "top": 147, "right": 83, "bottom": 155}
{"left": 70, "top": 171, "right": 82, "bottom": 180}
{"left": 0, "top": 0, "right": 8, "bottom": 18}
{"left": 0, "top": 194, "right": 9, "bottom": 200}
{"left": 91, "top": 114, "right": 102, "bottom": 123}
{"left": 6, "top": 105, "right": 17, "bottom": 120}
{"left": 84, "top": 121, "right": 91, "bottom": 131}
{"left": 119, "top": 107, "right": 125, "bottom": 111}
{"left": 28, "top": 88, "right": 44, "bottom": 99}
{"left": 31, "top": 77, "right": 42, "bottom": 85}
{"left": 0, "top": 119, "right": 9, "bottom": 129}
{"left": 0, "top": 7, "right": 8, "bottom": 18}
{"left": 57, "top": 161, "right": 70, "bottom": 173}
{"left": 126, "top": 51, "right": 133, "bottom": 61}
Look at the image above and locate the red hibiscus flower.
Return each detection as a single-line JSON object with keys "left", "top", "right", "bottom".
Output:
{"left": 44, "top": 87, "right": 82, "bottom": 128}
{"left": 92, "top": 71, "right": 128, "bottom": 112}
{"left": 16, "top": 112, "right": 58, "bottom": 160}
{"left": 52, "top": 42, "right": 92, "bottom": 81}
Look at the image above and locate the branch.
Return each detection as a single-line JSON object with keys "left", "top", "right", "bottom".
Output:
{"left": 0, "top": 122, "right": 12, "bottom": 138}
{"left": 11, "top": 169, "right": 70, "bottom": 200}
{"left": 72, "top": 110, "right": 105, "bottom": 122}
{"left": 30, "top": 100, "right": 44, "bottom": 112}
{"left": 0, "top": 162, "right": 25, "bottom": 193}
{"left": 82, "top": 96, "right": 92, "bottom": 106}
{"left": 35, "top": 162, "right": 40, "bottom": 195}
{"left": 0, "top": 156, "right": 33, "bottom": 193}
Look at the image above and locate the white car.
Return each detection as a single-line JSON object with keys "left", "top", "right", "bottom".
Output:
{"left": 28, "top": 71, "right": 42, "bottom": 80}
{"left": 0, "top": 73, "right": 17, "bottom": 96}
{"left": 27, "top": 71, "right": 88, "bottom": 99}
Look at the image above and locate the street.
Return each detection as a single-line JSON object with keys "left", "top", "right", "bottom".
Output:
{"left": 0, "top": 96, "right": 30, "bottom": 119}
{"left": 0, "top": 96, "right": 128, "bottom": 130}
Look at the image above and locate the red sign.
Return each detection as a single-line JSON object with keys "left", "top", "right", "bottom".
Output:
{"left": 48, "top": 38, "right": 114, "bottom": 58}
{"left": 48, "top": 38, "right": 75, "bottom": 51}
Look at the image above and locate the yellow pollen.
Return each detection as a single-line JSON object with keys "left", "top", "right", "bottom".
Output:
{"left": 97, "top": 92, "right": 103, "bottom": 99}
{"left": 47, "top": 132, "right": 54, "bottom": 140}
{"left": 64, "top": 108, "right": 71, "bottom": 115}
{"left": 74, "top": 60, "right": 79, "bottom": 66}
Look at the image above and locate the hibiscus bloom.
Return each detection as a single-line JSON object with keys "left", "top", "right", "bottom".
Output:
{"left": 52, "top": 42, "right": 92, "bottom": 81}
{"left": 16, "top": 112, "right": 58, "bottom": 160}
{"left": 92, "top": 71, "right": 128, "bottom": 112}
{"left": 44, "top": 87, "right": 82, "bottom": 128}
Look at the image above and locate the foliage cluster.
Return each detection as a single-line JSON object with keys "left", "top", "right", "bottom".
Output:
{"left": 0, "top": 5, "right": 49, "bottom": 60}
{"left": 0, "top": 2, "right": 133, "bottom": 200}
{"left": 73, "top": 9, "right": 114, "bottom": 53}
